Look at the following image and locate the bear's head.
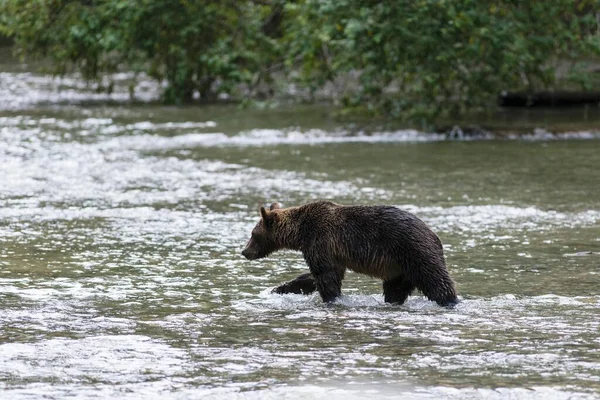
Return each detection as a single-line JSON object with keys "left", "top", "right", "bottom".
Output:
{"left": 242, "top": 202, "right": 283, "bottom": 260}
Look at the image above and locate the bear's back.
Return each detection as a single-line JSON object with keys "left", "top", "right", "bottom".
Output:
{"left": 302, "top": 203, "right": 443, "bottom": 279}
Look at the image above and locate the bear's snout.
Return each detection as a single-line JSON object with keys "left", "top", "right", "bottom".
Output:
{"left": 241, "top": 248, "right": 256, "bottom": 260}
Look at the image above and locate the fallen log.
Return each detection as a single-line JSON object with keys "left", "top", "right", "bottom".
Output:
{"left": 498, "top": 91, "right": 600, "bottom": 107}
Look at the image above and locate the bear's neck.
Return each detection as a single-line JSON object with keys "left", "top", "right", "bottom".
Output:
{"left": 276, "top": 207, "right": 306, "bottom": 252}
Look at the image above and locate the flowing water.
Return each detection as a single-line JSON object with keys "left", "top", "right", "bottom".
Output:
{"left": 1, "top": 54, "right": 600, "bottom": 399}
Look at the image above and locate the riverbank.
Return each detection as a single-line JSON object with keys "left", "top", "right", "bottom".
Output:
{"left": 2, "top": 47, "right": 600, "bottom": 140}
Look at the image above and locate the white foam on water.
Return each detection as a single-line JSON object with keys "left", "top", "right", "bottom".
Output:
{"left": 398, "top": 204, "right": 600, "bottom": 233}
{"left": 1, "top": 287, "right": 598, "bottom": 399}
{"left": 214, "top": 128, "right": 447, "bottom": 145}
{"left": 3, "top": 115, "right": 599, "bottom": 148}
{"left": 192, "top": 384, "right": 599, "bottom": 400}
{"left": 88, "top": 127, "right": 600, "bottom": 147}
{"left": 234, "top": 290, "right": 600, "bottom": 317}
{"left": 0, "top": 136, "right": 368, "bottom": 209}
{"left": 1, "top": 382, "right": 596, "bottom": 400}
{"left": 516, "top": 128, "right": 600, "bottom": 141}
{"left": 0, "top": 335, "right": 190, "bottom": 382}
{"left": 0, "top": 71, "right": 161, "bottom": 109}
{"left": 0, "top": 116, "right": 217, "bottom": 135}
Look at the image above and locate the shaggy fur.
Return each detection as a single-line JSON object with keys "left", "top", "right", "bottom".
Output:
{"left": 242, "top": 201, "right": 458, "bottom": 307}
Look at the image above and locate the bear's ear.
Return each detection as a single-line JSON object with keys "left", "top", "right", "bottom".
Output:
{"left": 260, "top": 206, "right": 275, "bottom": 228}
{"left": 270, "top": 202, "right": 283, "bottom": 211}
{"left": 260, "top": 206, "right": 269, "bottom": 221}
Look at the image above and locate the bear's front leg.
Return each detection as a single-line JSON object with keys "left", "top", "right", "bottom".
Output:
{"left": 382, "top": 276, "right": 415, "bottom": 305}
{"left": 304, "top": 255, "right": 344, "bottom": 303}
{"left": 272, "top": 273, "right": 316, "bottom": 295}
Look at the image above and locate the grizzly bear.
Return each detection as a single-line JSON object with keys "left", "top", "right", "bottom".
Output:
{"left": 241, "top": 201, "right": 458, "bottom": 307}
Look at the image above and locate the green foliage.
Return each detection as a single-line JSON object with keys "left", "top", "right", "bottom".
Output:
{"left": 1, "top": 0, "right": 599, "bottom": 119}
{"left": 284, "top": 0, "right": 600, "bottom": 120}
{"left": 0, "top": 0, "right": 281, "bottom": 103}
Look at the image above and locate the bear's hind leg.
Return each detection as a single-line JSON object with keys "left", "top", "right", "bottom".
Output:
{"left": 417, "top": 268, "right": 459, "bottom": 308}
{"left": 383, "top": 277, "right": 414, "bottom": 305}
{"left": 272, "top": 273, "right": 316, "bottom": 295}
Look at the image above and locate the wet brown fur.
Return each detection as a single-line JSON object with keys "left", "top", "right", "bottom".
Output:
{"left": 242, "top": 201, "right": 458, "bottom": 307}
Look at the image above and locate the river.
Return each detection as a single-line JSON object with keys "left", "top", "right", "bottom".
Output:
{"left": 1, "top": 54, "right": 599, "bottom": 399}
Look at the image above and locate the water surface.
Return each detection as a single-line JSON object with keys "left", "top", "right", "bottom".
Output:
{"left": 1, "top": 60, "right": 599, "bottom": 399}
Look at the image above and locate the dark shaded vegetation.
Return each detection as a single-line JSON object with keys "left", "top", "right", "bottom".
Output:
{"left": 0, "top": 33, "right": 12, "bottom": 46}
{"left": 1, "top": 0, "right": 599, "bottom": 122}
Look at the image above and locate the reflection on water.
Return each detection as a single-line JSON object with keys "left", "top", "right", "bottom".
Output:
{"left": 0, "top": 64, "right": 599, "bottom": 399}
